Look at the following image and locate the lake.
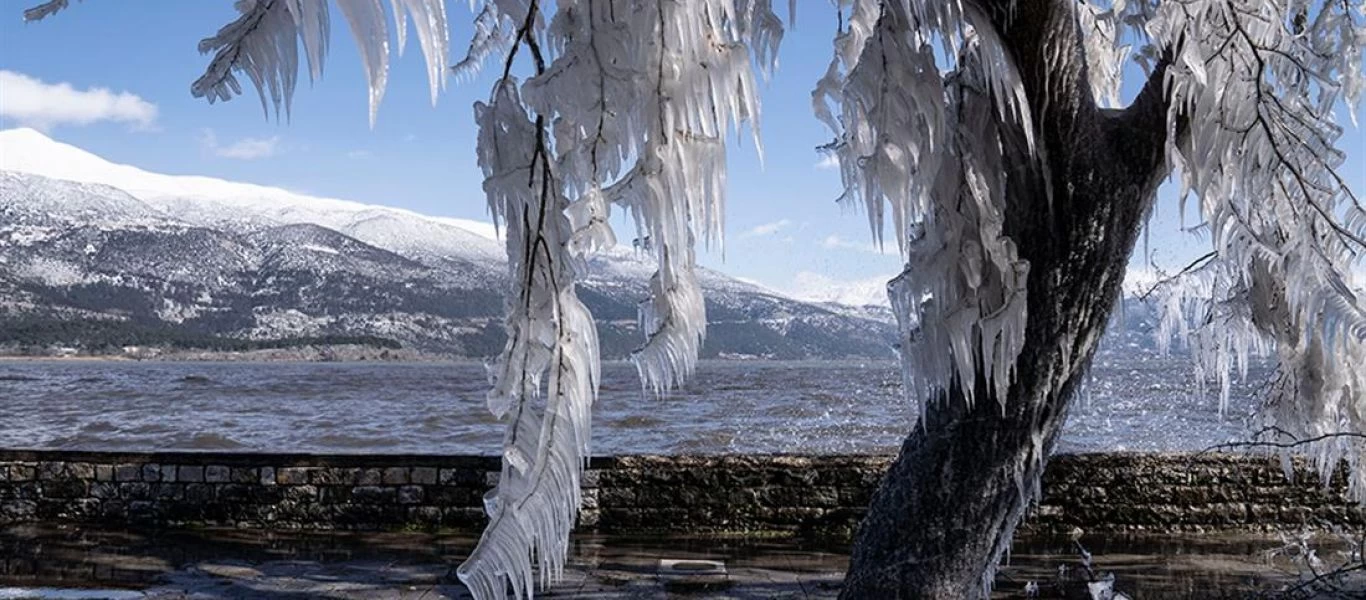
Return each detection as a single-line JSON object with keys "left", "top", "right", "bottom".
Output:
{"left": 0, "top": 358, "right": 1269, "bottom": 455}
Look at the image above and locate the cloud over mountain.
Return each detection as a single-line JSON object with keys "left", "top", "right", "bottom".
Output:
{"left": 0, "top": 70, "right": 157, "bottom": 131}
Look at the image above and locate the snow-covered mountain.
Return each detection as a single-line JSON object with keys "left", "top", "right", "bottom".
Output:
{"left": 0, "top": 128, "right": 895, "bottom": 359}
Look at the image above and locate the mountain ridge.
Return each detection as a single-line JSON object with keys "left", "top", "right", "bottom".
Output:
{"left": 0, "top": 130, "right": 897, "bottom": 359}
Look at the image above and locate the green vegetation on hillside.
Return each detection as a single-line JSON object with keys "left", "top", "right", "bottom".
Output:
{"left": 0, "top": 313, "right": 401, "bottom": 355}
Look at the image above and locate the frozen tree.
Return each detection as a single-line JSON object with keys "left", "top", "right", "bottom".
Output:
{"left": 24, "top": 0, "right": 1366, "bottom": 598}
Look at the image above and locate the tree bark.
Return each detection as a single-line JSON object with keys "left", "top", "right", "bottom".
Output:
{"left": 840, "top": 1, "right": 1181, "bottom": 598}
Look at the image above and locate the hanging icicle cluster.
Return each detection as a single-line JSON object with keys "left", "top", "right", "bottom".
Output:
{"left": 817, "top": 0, "right": 1365, "bottom": 502}
{"left": 444, "top": 1, "right": 784, "bottom": 597}
{"left": 813, "top": 0, "right": 1034, "bottom": 416}
{"left": 1132, "top": 0, "right": 1366, "bottom": 502}
{"left": 23, "top": 0, "right": 1366, "bottom": 595}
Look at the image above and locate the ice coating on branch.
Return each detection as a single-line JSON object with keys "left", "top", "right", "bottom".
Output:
{"left": 815, "top": 0, "right": 1031, "bottom": 415}
{"left": 514, "top": 0, "right": 781, "bottom": 395}
{"left": 1076, "top": 0, "right": 1131, "bottom": 108}
{"left": 453, "top": 1, "right": 783, "bottom": 596}
{"left": 813, "top": 16, "right": 1034, "bottom": 588}
{"left": 98, "top": 0, "right": 450, "bottom": 123}
{"left": 1126, "top": 0, "right": 1366, "bottom": 501}
{"left": 456, "top": 80, "right": 600, "bottom": 600}
{"left": 21, "top": 0, "right": 70, "bottom": 22}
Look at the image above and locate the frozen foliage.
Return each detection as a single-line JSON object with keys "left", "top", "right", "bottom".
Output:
{"left": 816, "top": 0, "right": 1363, "bottom": 592}
{"left": 27, "top": 0, "right": 450, "bottom": 125}
{"left": 813, "top": 0, "right": 1033, "bottom": 427}
{"left": 23, "top": 0, "right": 1366, "bottom": 596}
{"left": 450, "top": 2, "right": 782, "bottom": 595}
{"left": 457, "top": 78, "right": 600, "bottom": 600}
{"left": 1127, "top": 0, "right": 1366, "bottom": 503}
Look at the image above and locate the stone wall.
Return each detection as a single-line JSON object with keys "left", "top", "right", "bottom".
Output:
{"left": 0, "top": 450, "right": 1360, "bottom": 535}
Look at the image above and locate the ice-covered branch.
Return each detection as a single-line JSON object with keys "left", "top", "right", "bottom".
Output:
{"left": 816, "top": 0, "right": 1034, "bottom": 416}
{"left": 451, "top": 1, "right": 783, "bottom": 596}
{"left": 28, "top": 0, "right": 453, "bottom": 124}
{"left": 1139, "top": 0, "right": 1366, "bottom": 500}
{"left": 21, "top": 0, "right": 71, "bottom": 22}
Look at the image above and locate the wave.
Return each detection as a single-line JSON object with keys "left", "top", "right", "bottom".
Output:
{"left": 169, "top": 432, "right": 246, "bottom": 450}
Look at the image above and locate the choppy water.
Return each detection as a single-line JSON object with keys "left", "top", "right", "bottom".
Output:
{"left": 0, "top": 358, "right": 1267, "bottom": 455}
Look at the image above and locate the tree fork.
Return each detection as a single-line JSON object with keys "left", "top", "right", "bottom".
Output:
{"left": 840, "top": 1, "right": 1182, "bottom": 597}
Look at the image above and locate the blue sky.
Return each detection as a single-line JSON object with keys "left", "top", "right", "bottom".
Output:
{"left": 1, "top": 3, "right": 1362, "bottom": 301}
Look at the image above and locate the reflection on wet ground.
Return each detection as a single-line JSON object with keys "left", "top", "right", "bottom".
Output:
{"left": 1, "top": 525, "right": 1362, "bottom": 598}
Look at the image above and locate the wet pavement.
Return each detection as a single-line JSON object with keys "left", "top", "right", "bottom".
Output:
{"left": 1, "top": 525, "right": 1362, "bottom": 599}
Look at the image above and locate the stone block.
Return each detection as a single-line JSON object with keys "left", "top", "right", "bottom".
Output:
{"left": 260, "top": 467, "right": 276, "bottom": 486}
{"left": 183, "top": 484, "right": 213, "bottom": 504}
{"left": 68, "top": 463, "right": 94, "bottom": 480}
{"left": 600, "top": 487, "right": 637, "bottom": 507}
{"left": 9, "top": 465, "right": 35, "bottom": 482}
{"left": 121, "top": 482, "right": 151, "bottom": 500}
{"left": 277, "top": 467, "right": 311, "bottom": 485}
{"left": 230, "top": 467, "right": 258, "bottom": 484}
{"left": 284, "top": 485, "right": 318, "bottom": 502}
{"left": 127, "top": 500, "right": 158, "bottom": 522}
{"left": 382, "top": 467, "right": 409, "bottom": 485}
{"left": 142, "top": 464, "right": 161, "bottom": 482}
{"left": 427, "top": 486, "right": 480, "bottom": 506}
{"left": 37, "top": 461, "right": 66, "bottom": 480}
{"left": 352, "top": 486, "right": 396, "bottom": 505}
{"left": 40, "top": 480, "right": 86, "bottom": 499}
{"left": 578, "top": 508, "right": 600, "bottom": 528}
{"left": 159, "top": 465, "right": 177, "bottom": 483}
{"left": 355, "top": 469, "right": 382, "bottom": 485}
{"left": 217, "top": 484, "right": 252, "bottom": 503}
{"left": 836, "top": 487, "right": 873, "bottom": 507}
{"left": 410, "top": 467, "right": 437, "bottom": 485}
{"left": 205, "top": 466, "right": 230, "bottom": 483}
{"left": 178, "top": 466, "right": 205, "bottom": 483}
{"left": 250, "top": 486, "right": 284, "bottom": 504}
{"left": 398, "top": 485, "right": 424, "bottom": 504}
{"left": 311, "top": 468, "right": 351, "bottom": 485}
{"left": 581, "top": 470, "right": 601, "bottom": 488}
{"left": 439, "top": 468, "right": 482, "bottom": 486}
{"left": 800, "top": 486, "right": 840, "bottom": 507}
{"left": 2, "top": 500, "right": 37, "bottom": 521}
{"left": 320, "top": 486, "right": 353, "bottom": 504}
{"left": 154, "top": 484, "right": 185, "bottom": 501}
{"left": 89, "top": 482, "right": 119, "bottom": 500}
{"left": 408, "top": 506, "right": 441, "bottom": 527}
{"left": 115, "top": 464, "right": 140, "bottom": 482}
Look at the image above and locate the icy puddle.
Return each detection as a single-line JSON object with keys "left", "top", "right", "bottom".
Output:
{"left": 1, "top": 525, "right": 1360, "bottom": 598}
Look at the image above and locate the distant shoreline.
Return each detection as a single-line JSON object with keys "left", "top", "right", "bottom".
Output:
{"left": 0, "top": 345, "right": 455, "bottom": 363}
{"left": 0, "top": 353, "right": 888, "bottom": 364}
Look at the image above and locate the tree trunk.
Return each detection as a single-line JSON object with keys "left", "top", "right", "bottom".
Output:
{"left": 840, "top": 2, "right": 1181, "bottom": 598}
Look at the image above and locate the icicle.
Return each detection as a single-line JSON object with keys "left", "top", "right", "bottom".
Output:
{"left": 335, "top": 0, "right": 390, "bottom": 127}
{"left": 452, "top": 1, "right": 786, "bottom": 596}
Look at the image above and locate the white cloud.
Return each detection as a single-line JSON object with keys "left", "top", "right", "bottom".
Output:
{"left": 200, "top": 129, "right": 281, "bottom": 160}
{"left": 740, "top": 219, "right": 791, "bottom": 239}
{"left": 815, "top": 153, "right": 840, "bottom": 170}
{"left": 820, "top": 234, "right": 888, "bottom": 253}
{"left": 0, "top": 70, "right": 157, "bottom": 130}
{"left": 346, "top": 149, "right": 373, "bottom": 159}
{"left": 783, "top": 271, "right": 892, "bottom": 307}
